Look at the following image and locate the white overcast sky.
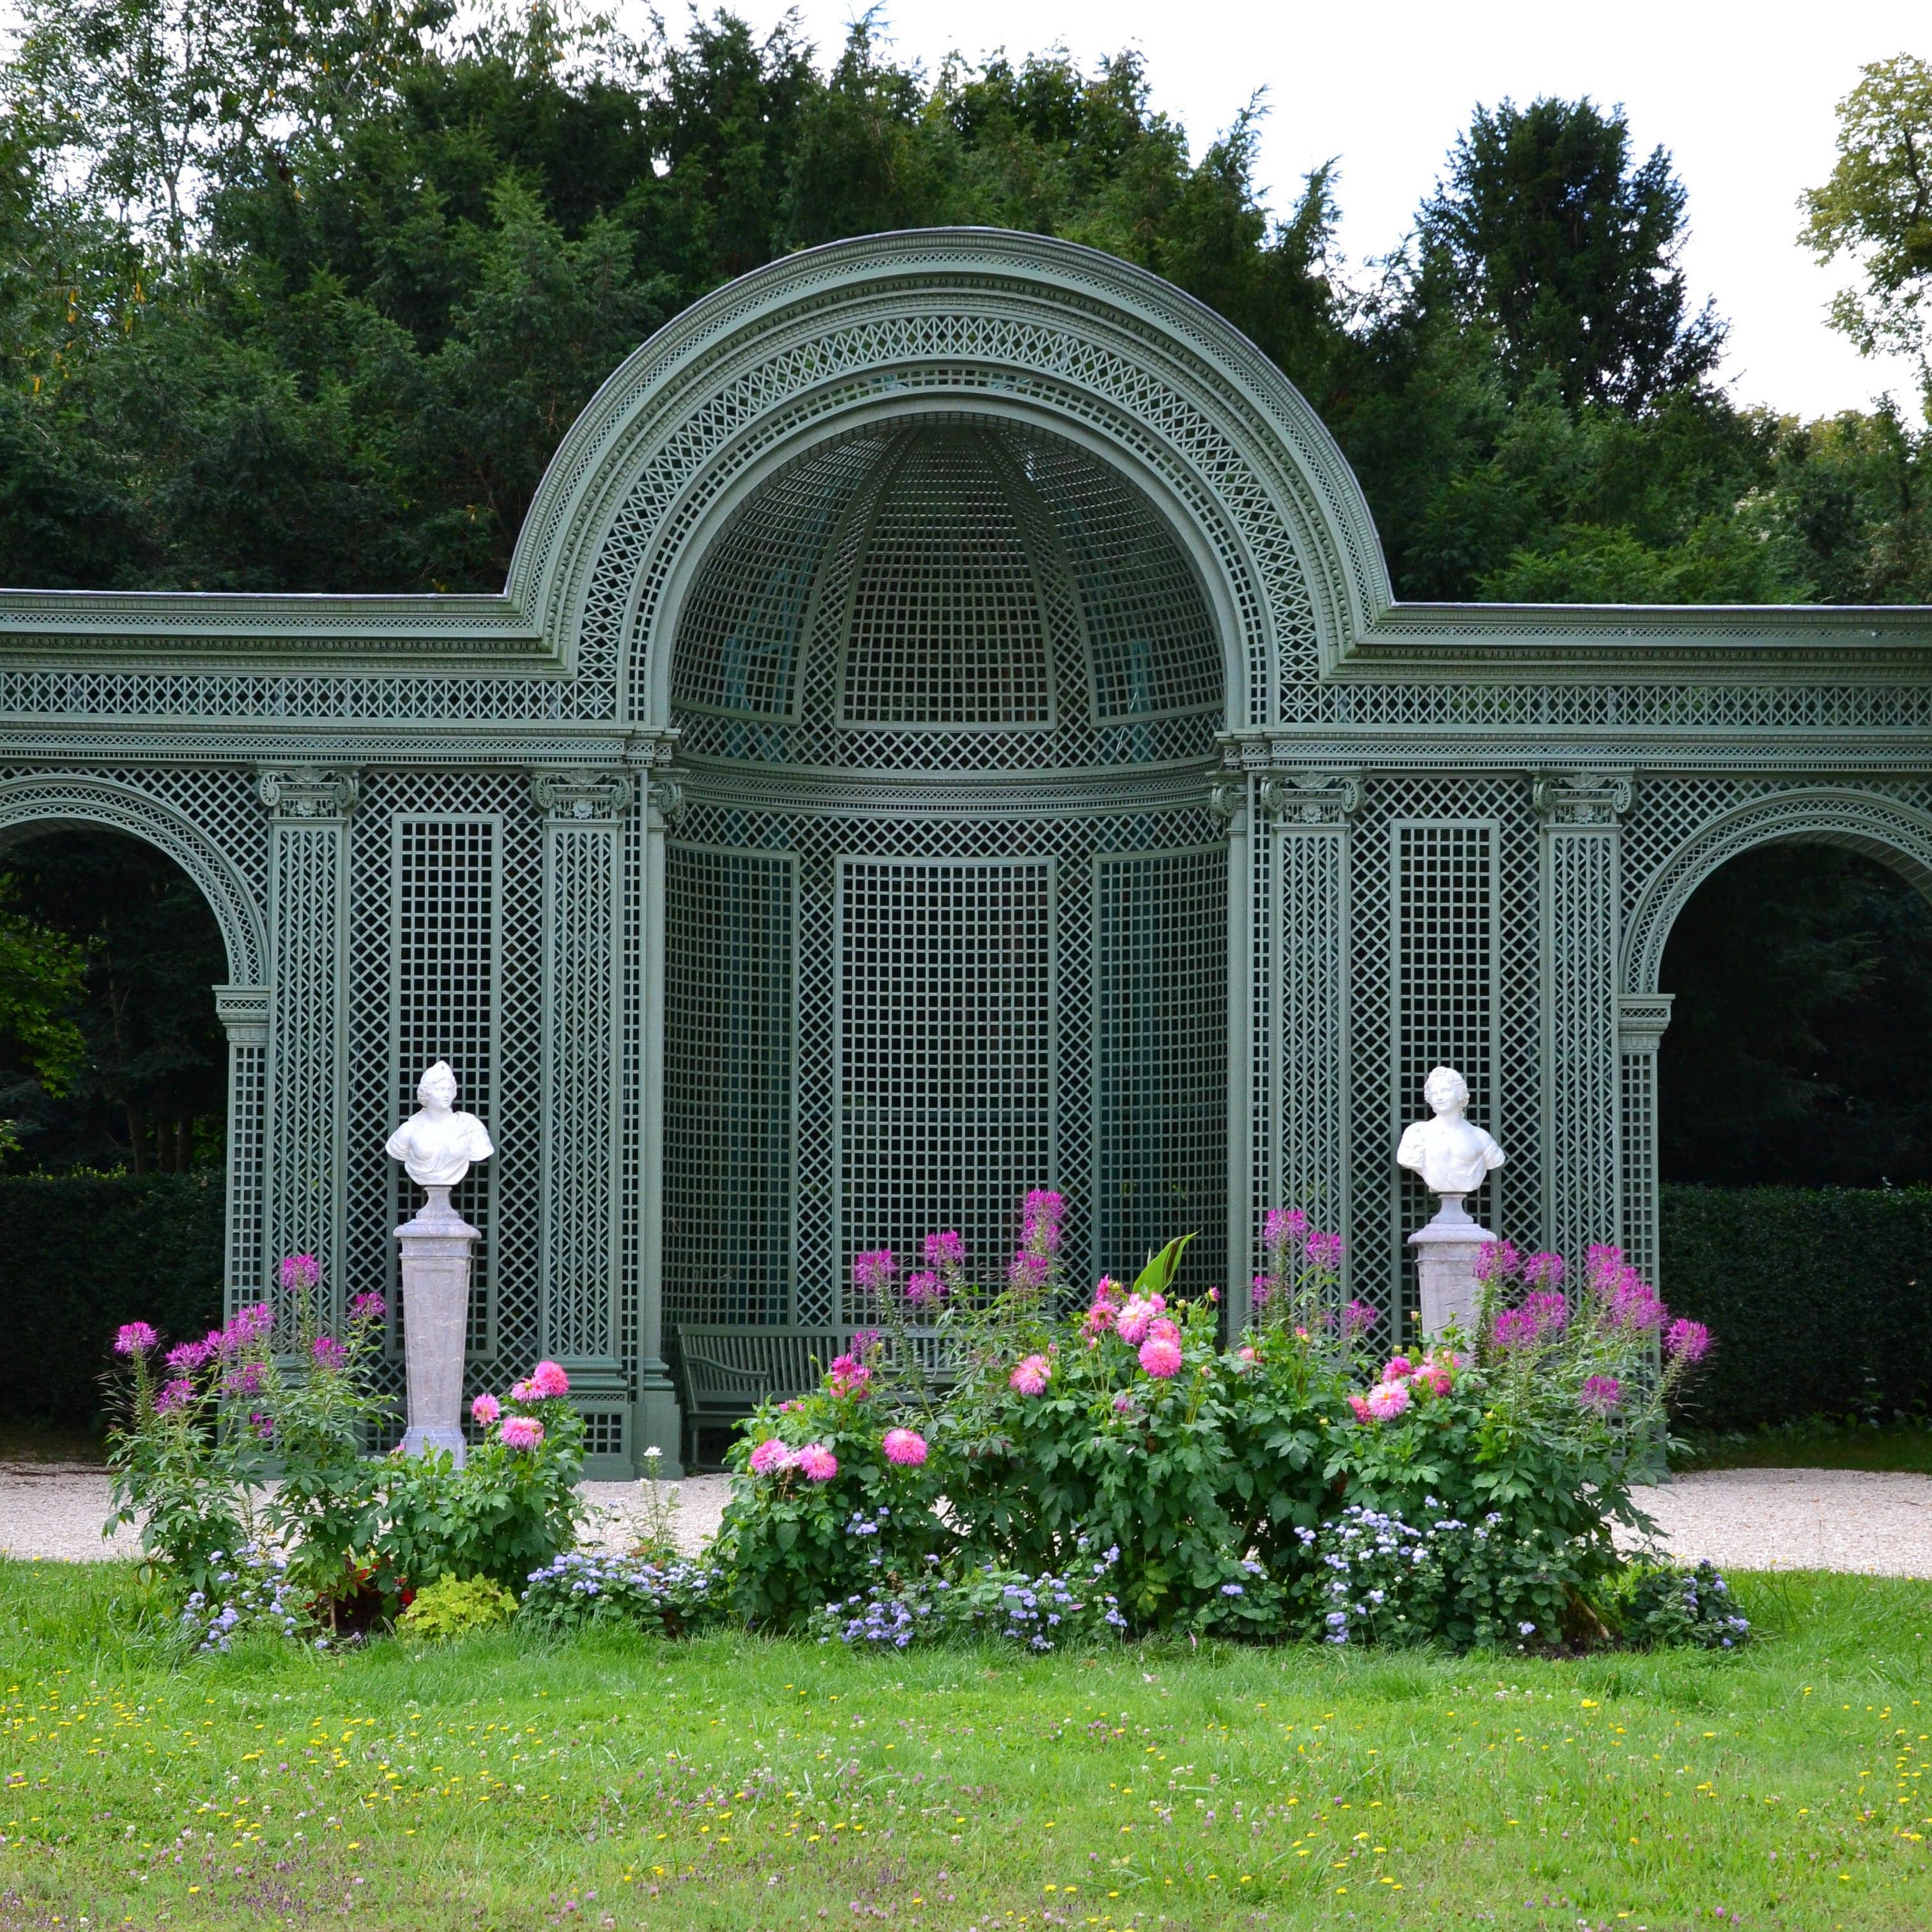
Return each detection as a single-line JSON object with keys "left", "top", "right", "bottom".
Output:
{"left": 638, "top": 0, "right": 1929, "bottom": 421}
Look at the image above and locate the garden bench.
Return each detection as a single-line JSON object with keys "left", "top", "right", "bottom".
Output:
{"left": 671, "top": 1322, "right": 964, "bottom": 1467}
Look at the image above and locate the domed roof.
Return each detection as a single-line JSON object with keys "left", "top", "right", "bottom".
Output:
{"left": 670, "top": 420, "right": 1223, "bottom": 771}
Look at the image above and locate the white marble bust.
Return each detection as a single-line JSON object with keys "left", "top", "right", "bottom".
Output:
{"left": 1397, "top": 1066, "right": 1505, "bottom": 1195}
{"left": 385, "top": 1062, "right": 494, "bottom": 1189}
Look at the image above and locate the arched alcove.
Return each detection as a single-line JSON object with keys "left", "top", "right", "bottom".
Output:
{"left": 661, "top": 416, "right": 1231, "bottom": 1328}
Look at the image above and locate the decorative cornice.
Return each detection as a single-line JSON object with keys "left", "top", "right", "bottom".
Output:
{"left": 1618, "top": 993, "right": 1675, "bottom": 1055}
{"left": 1531, "top": 771, "right": 1634, "bottom": 827}
{"left": 256, "top": 768, "right": 358, "bottom": 820}
{"left": 530, "top": 770, "right": 634, "bottom": 821}
{"left": 1260, "top": 771, "right": 1363, "bottom": 826}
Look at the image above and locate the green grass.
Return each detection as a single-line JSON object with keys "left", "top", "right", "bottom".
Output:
{"left": 1680, "top": 1423, "right": 1932, "bottom": 1474}
{"left": 1, "top": 1563, "right": 1929, "bottom": 1929}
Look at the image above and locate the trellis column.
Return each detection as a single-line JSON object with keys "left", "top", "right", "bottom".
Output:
{"left": 531, "top": 774, "right": 632, "bottom": 1457}
{"left": 1618, "top": 993, "right": 1675, "bottom": 1285}
{"left": 1533, "top": 773, "right": 1631, "bottom": 1261}
{"left": 257, "top": 770, "right": 358, "bottom": 1314}
{"left": 213, "top": 983, "right": 268, "bottom": 1317}
{"left": 636, "top": 774, "right": 685, "bottom": 1473}
{"left": 1231, "top": 768, "right": 1358, "bottom": 1330}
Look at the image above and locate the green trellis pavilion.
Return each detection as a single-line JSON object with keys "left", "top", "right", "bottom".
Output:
{"left": 4, "top": 231, "right": 1930, "bottom": 1474}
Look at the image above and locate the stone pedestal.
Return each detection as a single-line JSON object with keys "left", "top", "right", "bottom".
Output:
{"left": 1407, "top": 1193, "right": 1496, "bottom": 1342}
{"left": 395, "top": 1184, "right": 477, "bottom": 1465}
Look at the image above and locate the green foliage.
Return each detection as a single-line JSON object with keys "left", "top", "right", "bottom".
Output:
{"left": 806, "top": 1551, "right": 1131, "bottom": 1651}
{"left": 1605, "top": 1559, "right": 1753, "bottom": 1652}
{"left": 1659, "top": 1183, "right": 1932, "bottom": 1432}
{"left": 0, "top": 1171, "right": 222, "bottom": 1429}
{"left": 1803, "top": 54, "right": 1932, "bottom": 401}
{"left": 397, "top": 1573, "right": 516, "bottom": 1643}
{"left": 514, "top": 1549, "right": 723, "bottom": 1637}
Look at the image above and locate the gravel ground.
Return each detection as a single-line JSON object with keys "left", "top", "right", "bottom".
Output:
{"left": 4, "top": 1462, "right": 1929, "bottom": 1577}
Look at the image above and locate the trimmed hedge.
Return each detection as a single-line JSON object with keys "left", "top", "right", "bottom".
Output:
{"left": 1, "top": 1173, "right": 225, "bottom": 1430}
{"left": 1660, "top": 1184, "right": 1932, "bottom": 1432}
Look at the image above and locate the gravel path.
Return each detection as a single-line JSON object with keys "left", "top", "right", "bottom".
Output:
{"left": 5, "top": 1462, "right": 1931, "bottom": 1577}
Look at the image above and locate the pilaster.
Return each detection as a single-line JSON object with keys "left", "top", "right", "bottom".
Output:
{"left": 1533, "top": 771, "right": 1631, "bottom": 1261}
{"left": 214, "top": 983, "right": 269, "bottom": 1317}
{"left": 257, "top": 770, "right": 356, "bottom": 1312}
{"left": 1617, "top": 992, "right": 1675, "bottom": 1285}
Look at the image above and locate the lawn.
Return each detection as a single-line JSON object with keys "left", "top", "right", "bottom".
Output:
{"left": 1680, "top": 1423, "right": 1932, "bottom": 1475}
{"left": 0, "top": 1563, "right": 1929, "bottom": 1930}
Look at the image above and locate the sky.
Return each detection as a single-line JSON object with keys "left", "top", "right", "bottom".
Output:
{"left": 643, "top": 0, "right": 1930, "bottom": 421}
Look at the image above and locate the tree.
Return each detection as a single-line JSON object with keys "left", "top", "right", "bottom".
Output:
{"left": 1804, "top": 54, "right": 1932, "bottom": 415}
{"left": 1411, "top": 96, "right": 1724, "bottom": 412}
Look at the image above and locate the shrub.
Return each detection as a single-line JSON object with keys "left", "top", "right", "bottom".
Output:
{"left": 1660, "top": 1184, "right": 1932, "bottom": 1430}
{"left": 177, "top": 1541, "right": 312, "bottom": 1655}
{"left": 806, "top": 1547, "right": 1132, "bottom": 1651}
{"left": 516, "top": 1551, "right": 723, "bottom": 1637}
{"left": 1608, "top": 1559, "right": 1752, "bottom": 1650}
{"left": 397, "top": 1575, "right": 516, "bottom": 1643}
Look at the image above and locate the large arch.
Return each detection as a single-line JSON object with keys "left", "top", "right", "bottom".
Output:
{"left": 1623, "top": 787, "right": 1932, "bottom": 1000}
{"left": 498, "top": 229, "right": 1395, "bottom": 725}
{"left": 0, "top": 772, "right": 267, "bottom": 987}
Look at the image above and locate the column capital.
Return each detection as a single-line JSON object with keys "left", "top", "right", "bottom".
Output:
{"left": 1618, "top": 991, "right": 1675, "bottom": 1054}
{"left": 645, "top": 778, "right": 688, "bottom": 829}
{"left": 256, "top": 768, "right": 358, "bottom": 820}
{"left": 529, "top": 770, "right": 634, "bottom": 822}
{"left": 1532, "top": 770, "right": 1634, "bottom": 827}
{"left": 213, "top": 983, "right": 268, "bottom": 1046}
{"left": 1260, "top": 770, "right": 1362, "bottom": 827}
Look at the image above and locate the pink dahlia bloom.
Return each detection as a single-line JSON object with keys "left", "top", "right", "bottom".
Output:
{"left": 1665, "top": 1317, "right": 1712, "bottom": 1364}
{"left": 1364, "top": 1381, "right": 1411, "bottom": 1421}
{"left": 1238, "top": 1344, "right": 1259, "bottom": 1365}
{"left": 882, "top": 1427, "right": 928, "bottom": 1467}
{"left": 1081, "top": 1301, "right": 1117, "bottom": 1339}
{"left": 114, "top": 1321, "right": 158, "bottom": 1356}
{"left": 1114, "top": 1297, "right": 1156, "bottom": 1346}
{"left": 1147, "top": 1316, "right": 1181, "bottom": 1347}
{"left": 501, "top": 1414, "right": 544, "bottom": 1451}
{"left": 748, "top": 1436, "right": 793, "bottom": 1476}
{"left": 1347, "top": 1393, "right": 1372, "bottom": 1423}
{"left": 795, "top": 1441, "right": 838, "bottom": 1482}
{"left": 826, "top": 1353, "right": 872, "bottom": 1398}
{"left": 1413, "top": 1365, "right": 1451, "bottom": 1397}
{"left": 530, "top": 1360, "right": 571, "bottom": 1398}
{"left": 471, "top": 1393, "right": 502, "bottom": 1428}
{"left": 1138, "top": 1335, "right": 1183, "bottom": 1379}
{"left": 1009, "top": 1353, "right": 1052, "bottom": 1397}
{"left": 1383, "top": 1354, "right": 1414, "bottom": 1381}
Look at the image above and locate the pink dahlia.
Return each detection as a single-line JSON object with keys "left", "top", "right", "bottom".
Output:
{"left": 748, "top": 1436, "right": 793, "bottom": 1476}
{"left": 1364, "top": 1381, "right": 1411, "bottom": 1421}
{"left": 1148, "top": 1316, "right": 1181, "bottom": 1347}
{"left": 530, "top": 1360, "right": 571, "bottom": 1398}
{"left": 1347, "top": 1393, "right": 1372, "bottom": 1423}
{"left": 1138, "top": 1335, "right": 1183, "bottom": 1379}
{"left": 795, "top": 1441, "right": 838, "bottom": 1482}
{"left": 471, "top": 1392, "right": 501, "bottom": 1427}
{"left": 1238, "top": 1344, "right": 1259, "bottom": 1365}
{"left": 1009, "top": 1353, "right": 1052, "bottom": 1397}
{"left": 501, "top": 1414, "right": 544, "bottom": 1451}
{"left": 1081, "top": 1301, "right": 1117, "bottom": 1339}
{"left": 114, "top": 1321, "right": 157, "bottom": 1356}
{"left": 826, "top": 1353, "right": 872, "bottom": 1398}
{"left": 882, "top": 1427, "right": 928, "bottom": 1468}
{"left": 1114, "top": 1297, "right": 1157, "bottom": 1346}
{"left": 1383, "top": 1354, "right": 1415, "bottom": 1382}
{"left": 1413, "top": 1365, "right": 1451, "bottom": 1397}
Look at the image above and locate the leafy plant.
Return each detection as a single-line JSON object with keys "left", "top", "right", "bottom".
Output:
{"left": 1609, "top": 1560, "right": 1752, "bottom": 1651}
{"left": 516, "top": 1551, "right": 723, "bottom": 1639}
{"left": 397, "top": 1574, "right": 516, "bottom": 1644}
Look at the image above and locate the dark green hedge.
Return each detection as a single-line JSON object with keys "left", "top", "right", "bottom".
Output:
{"left": 1660, "top": 1184, "right": 1932, "bottom": 1432}
{"left": 1, "top": 1174, "right": 225, "bottom": 1430}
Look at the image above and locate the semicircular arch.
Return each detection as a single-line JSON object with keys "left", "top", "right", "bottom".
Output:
{"left": 0, "top": 774, "right": 266, "bottom": 987}
{"left": 500, "top": 230, "right": 1393, "bottom": 728}
{"left": 1624, "top": 786, "right": 1932, "bottom": 997}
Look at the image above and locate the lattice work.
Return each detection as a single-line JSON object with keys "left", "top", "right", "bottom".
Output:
{"left": 843, "top": 431, "right": 1053, "bottom": 727}
{"left": 1022, "top": 435, "right": 1223, "bottom": 723}
{"left": 390, "top": 818, "right": 500, "bottom": 1357}
{"left": 266, "top": 820, "right": 348, "bottom": 1311}
{"left": 1270, "top": 818, "right": 1350, "bottom": 1262}
{"left": 1542, "top": 824, "right": 1620, "bottom": 1261}
{"left": 1094, "top": 848, "right": 1227, "bottom": 1296}
{"left": 1620, "top": 1049, "right": 1659, "bottom": 1282}
{"left": 670, "top": 799, "right": 1221, "bottom": 1324}
{"left": 671, "top": 422, "right": 1222, "bottom": 771}
{"left": 839, "top": 859, "right": 1055, "bottom": 1319}
{"left": 663, "top": 846, "right": 794, "bottom": 1327}
{"left": 542, "top": 822, "right": 619, "bottom": 1362}
{"left": 225, "top": 1041, "right": 266, "bottom": 1303}
{"left": 346, "top": 774, "right": 544, "bottom": 1411}
{"left": 1348, "top": 785, "right": 1540, "bottom": 1325}
{"left": 1319, "top": 677, "right": 1932, "bottom": 732}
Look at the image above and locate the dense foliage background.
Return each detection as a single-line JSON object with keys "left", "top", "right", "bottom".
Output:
{"left": 1, "top": 9, "right": 1929, "bottom": 1203}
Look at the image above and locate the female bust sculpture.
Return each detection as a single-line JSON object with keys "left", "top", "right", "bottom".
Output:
{"left": 1396, "top": 1065, "right": 1505, "bottom": 1196}
{"left": 385, "top": 1061, "right": 494, "bottom": 1190}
